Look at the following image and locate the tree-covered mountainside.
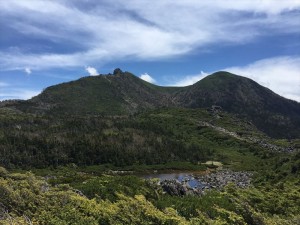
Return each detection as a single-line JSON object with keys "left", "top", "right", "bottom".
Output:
{"left": 2, "top": 70, "right": 300, "bottom": 138}
{"left": 0, "top": 107, "right": 272, "bottom": 169}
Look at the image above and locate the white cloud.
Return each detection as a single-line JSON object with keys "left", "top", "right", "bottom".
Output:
{"left": 140, "top": 73, "right": 156, "bottom": 83}
{"left": 171, "top": 71, "right": 208, "bottom": 86}
{"left": 0, "top": 0, "right": 299, "bottom": 70}
{"left": 24, "top": 67, "right": 31, "bottom": 75}
{"left": 224, "top": 56, "right": 300, "bottom": 102}
{"left": 85, "top": 66, "right": 98, "bottom": 76}
{"left": 0, "top": 88, "right": 41, "bottom": 101}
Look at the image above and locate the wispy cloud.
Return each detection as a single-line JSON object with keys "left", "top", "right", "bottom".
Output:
{"left": 0, "top": 88, "right": 41, "bottom": 101}
{"left": 171, "top": 71, "right": 208, "bottom": 86}
{"left": 140, "top": 73, "right": 156, "bottom": 83}
{"left": 85, "top": 66, "right": 98, "bottom": 76}
{"left": 0, "top": 82, "right": 9, "bottom": 87}
{"left": 0, "top": 0, "right": 299, "bottom": 71}
{"left": 0, "top": 81, "right": 40, "bottom": 101}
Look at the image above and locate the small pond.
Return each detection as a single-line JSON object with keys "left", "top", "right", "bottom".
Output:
{"left": 139, "top": 171, "right": 207, "bottom": 188}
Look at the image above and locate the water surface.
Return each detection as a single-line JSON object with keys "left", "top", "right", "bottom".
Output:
{"left": 140, "top": 171, "right": 207, "bottom": 188}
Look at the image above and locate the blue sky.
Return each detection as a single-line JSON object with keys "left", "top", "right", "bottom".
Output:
{"left": 0, "top": 0, "right": 300, "bottom": 101}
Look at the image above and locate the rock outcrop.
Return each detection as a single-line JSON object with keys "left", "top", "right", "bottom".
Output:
{"left": 160, "top": 170, "right": 252, "bottom": 196}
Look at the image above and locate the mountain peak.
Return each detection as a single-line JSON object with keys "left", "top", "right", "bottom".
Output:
{"left": 204, "top": 71, "right": 247, "bottom": 81}
{"left": 211, "top": 71, "right": 236, "bottom": 76}
{"left": 113, "top": 68, "right": 123, "bottom": 75}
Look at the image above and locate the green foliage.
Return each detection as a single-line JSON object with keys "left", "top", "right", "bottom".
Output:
{"left": 73, "top": 175, "right": 158, "bottom": 202}
{"left": 0, "top": 166, "right": 8, "bottom": 177}
{"left": 0, "top": 170, "right": 188, "bottom": 224}
{"left": 0, "top": 169, "right": 299, "bottom": 224}
{"left": 156, "top": 191, "right": 236, "bottom": 219}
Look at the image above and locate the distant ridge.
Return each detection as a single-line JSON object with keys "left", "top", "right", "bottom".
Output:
{"left": 2, "top": 69, "right": 300, "bottom": 138}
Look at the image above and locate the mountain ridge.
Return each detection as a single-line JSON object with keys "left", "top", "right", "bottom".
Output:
{"left": 2, "top": 69, "right": 300, "bottom": 138}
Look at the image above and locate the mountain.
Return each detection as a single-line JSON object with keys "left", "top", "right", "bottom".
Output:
{"left": 10, "top": 69, "right": 182, "bottom": 115}
{"left": 2, "top": 69, "right": 300, "bottom": 138}
{"left": 174, "top": 72, "right": 300, "bottom": 138}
